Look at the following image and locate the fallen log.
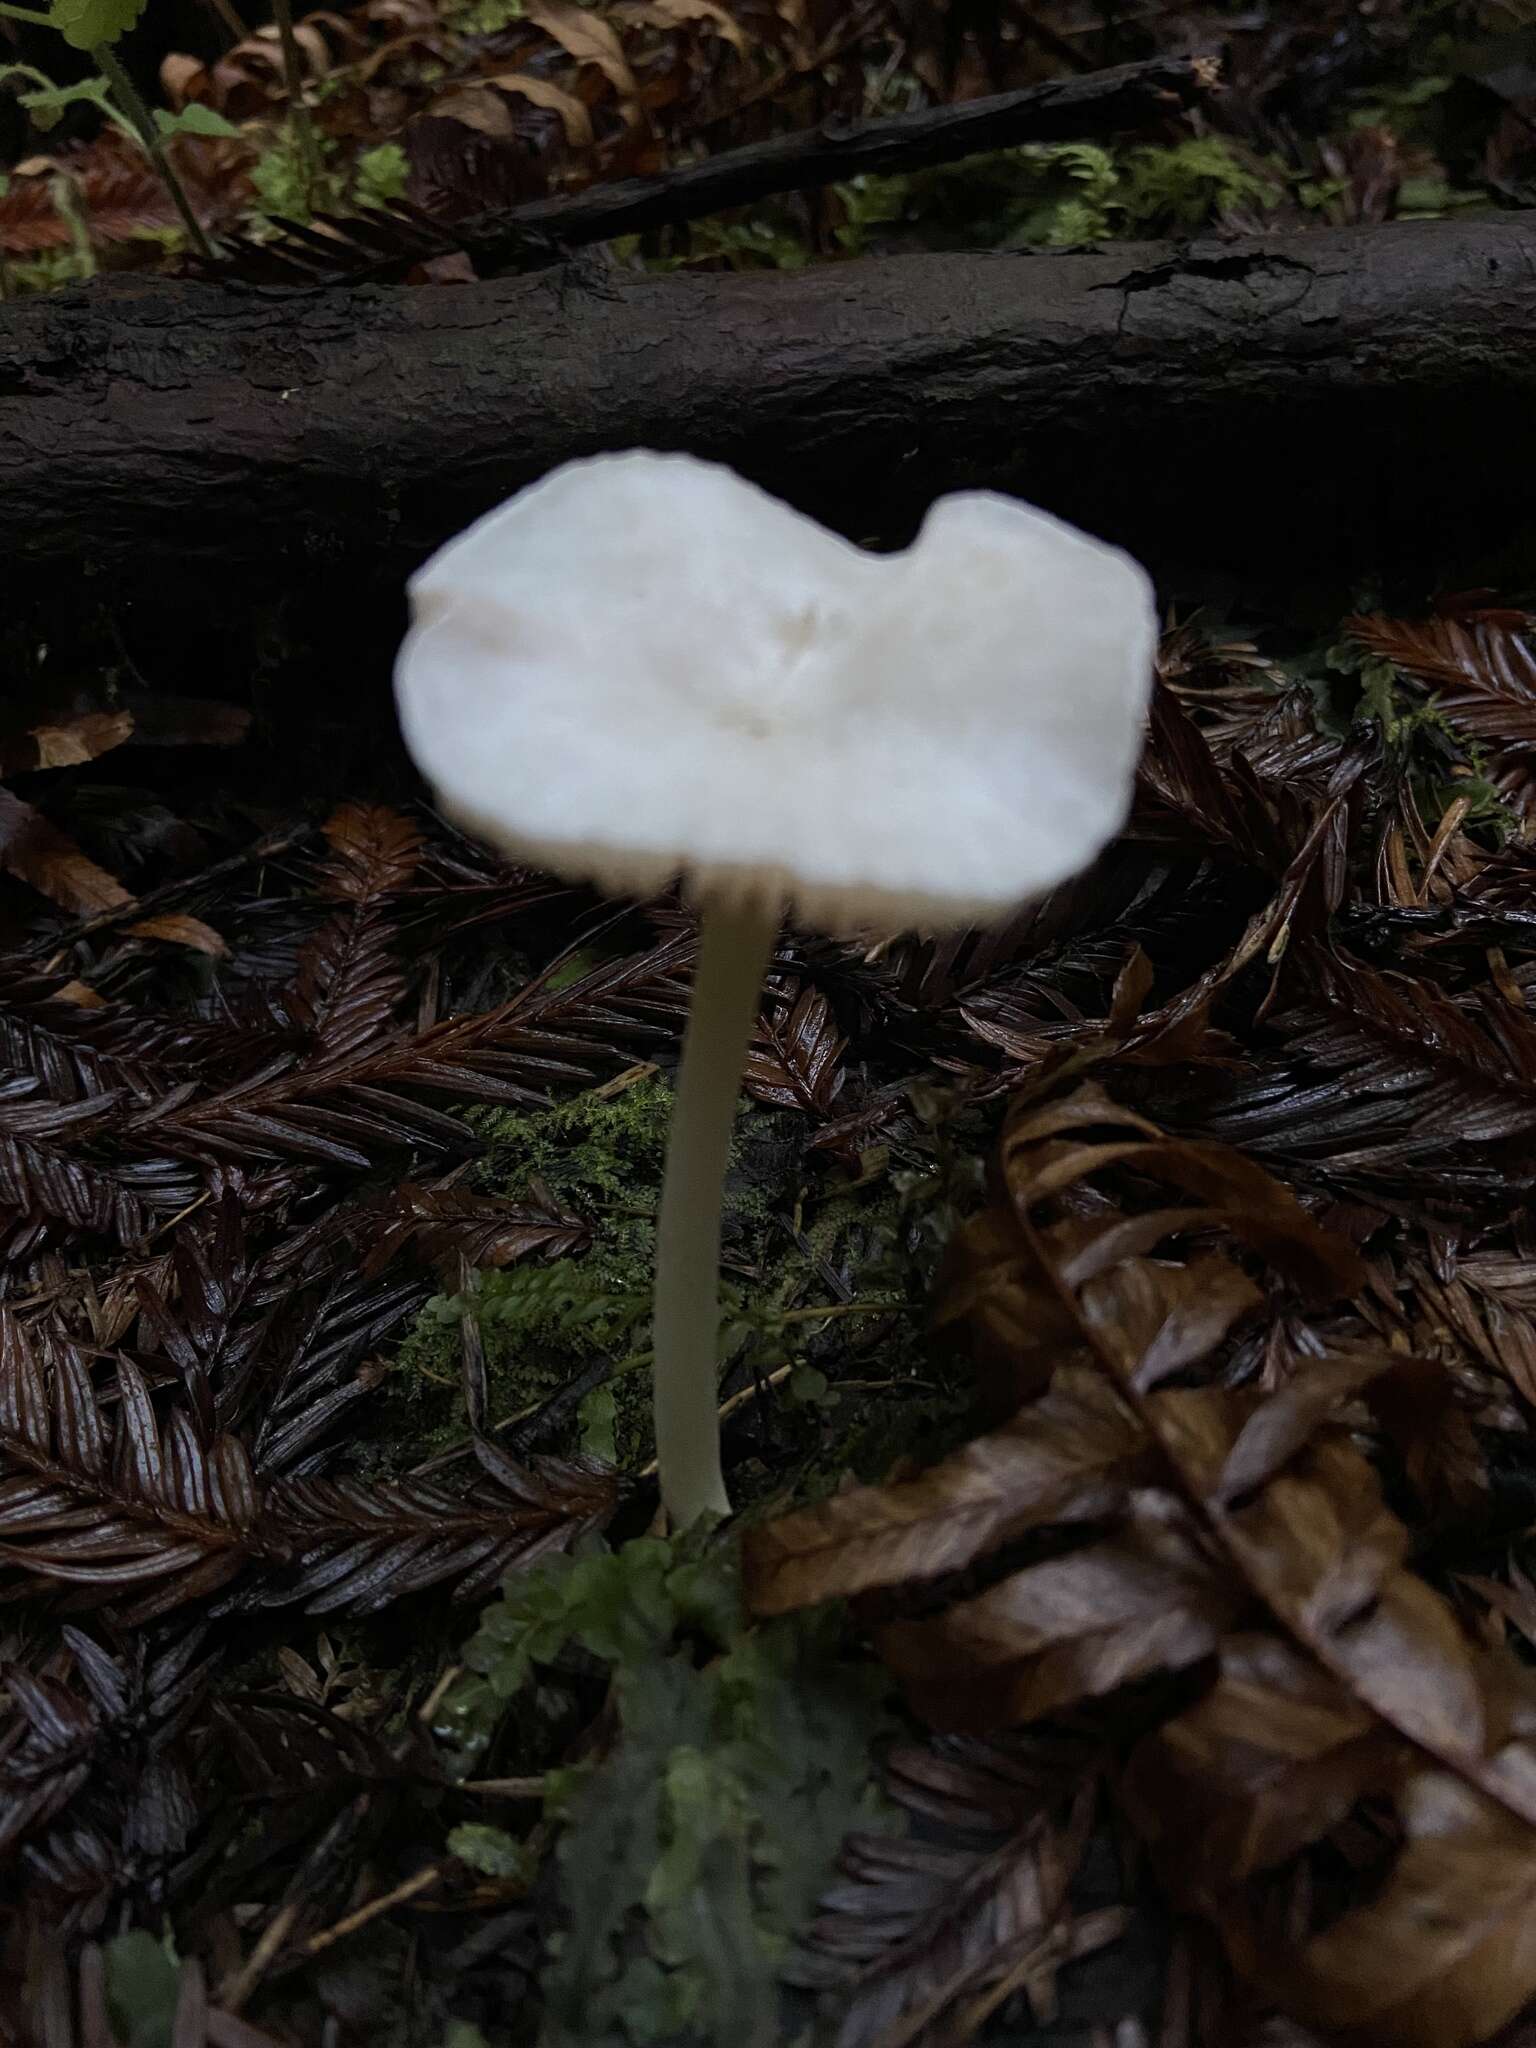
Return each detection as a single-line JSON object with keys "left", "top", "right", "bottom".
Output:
{"left": 3, "top": 216, "right": 1535, "bottom": 615}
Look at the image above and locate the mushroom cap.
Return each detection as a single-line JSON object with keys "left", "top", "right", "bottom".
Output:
{"left": 395, "top": 452, "right": 1156, "bottom": 935}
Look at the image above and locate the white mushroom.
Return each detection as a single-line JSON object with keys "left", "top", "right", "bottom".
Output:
{"left": 395, "top": 451, "right": 1157, "bottom": 1526}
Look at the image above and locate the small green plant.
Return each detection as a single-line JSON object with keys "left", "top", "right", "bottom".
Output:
{"left": 255, "top": 112, "right": 408, "bottom": 224}
{"left": 1323, "top": 634, "right": 1518, "bottom": 845}
{"left": 444, "top": 0, "right": 524, "bottom": 30}
{"left": 442, "top": 1530, "right": 895, "bottom": 2048}
{"left": 251, "top": 126, "right": 333, "bottom": 220}
{"left": 102, "top": 1931, "right": 182, "bottom": 2048}
{"left": 268, "top": 0, "right": 321, "bottom": 215}
{"left": 444, "top": 2025, "right": 494, "bottom": 2048}
{"left": 1120, "top": 136, "right": 1280, "bottom": 231}
{"left": 449, "top": 1821, "right": 540, "bottom": 1881}
{"left": 355, "top": 140, "right": 409, "bottom": 209}
{"left": 0, "top": 60, "right": 237, "bottom": 144}
{"left": 386, "top": 1067, "right": 971, "bottom": 1494}
{"left": 0, "top": 0, "right": 236, "bottom": 256}
{"left": 838, "top": 134, "right": 1280, "bottom": 255}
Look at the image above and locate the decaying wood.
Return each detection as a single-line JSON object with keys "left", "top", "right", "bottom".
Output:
{"left": 222, "top": 56, "right": 1215, "bottom": 283}
{"left": 3, "top": 216, "right": 1535, "bottom": 606}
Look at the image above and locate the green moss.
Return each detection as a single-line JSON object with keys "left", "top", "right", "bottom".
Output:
{"left": 249, "top": 131, "right": 411, "bottom": 227}
{"left": 383, "top": 1078, "right": 673, "bottom": 1464}
{"left": 250, "top": 129, "right": 331, "bottom": 222}
{"left": 377, "top": 1075, "right": 972, "bottom": 1487}
{"left": 442, "top": 0, "right": 523, "bottom": 30}
{"left": 470, "top": 1076, "right": 676, "bottom": 1203}
{"left": 355, "top": 142, "right": 409, "bottom": 210}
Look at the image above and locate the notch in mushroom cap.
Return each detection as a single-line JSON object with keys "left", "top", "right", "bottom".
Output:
{"left": 395, "top": 451, "right": 1157, "bottom": 1525}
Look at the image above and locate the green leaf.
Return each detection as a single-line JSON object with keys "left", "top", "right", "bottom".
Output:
{"left": 48, "top": 0, "right": 146, "bottom": 52}
{"left": 103, "top": 1932, "right": 180, "bottom": 2048}
{"left": 154, "top": 102, "right": 240, "bottom": 139}
{"left": 788, "top": 1365, "right": 831, "bottom": 1408}
{"left": 579, "top": 1383, "right": 618, "bottom": 1463}
{"left": 664, "top": 1547, "right": 741, "bottom": 1651}
{"left": 448, "top": 1822, "right": 537, "bottom": 1881}
{"left": 0, "top": 64, "right": 115, "bottom": 132}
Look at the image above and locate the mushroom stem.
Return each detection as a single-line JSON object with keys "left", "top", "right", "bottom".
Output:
{"left": 653, "top": 894, "right": 779, "bottom": 1525}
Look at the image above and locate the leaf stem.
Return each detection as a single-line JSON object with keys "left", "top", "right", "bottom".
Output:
{"left": 0, "top": 3, "right": 54, "bottom": 23}
{"left": 269, "top": 0, "right": 321, "bottom": 215}
{"left": 50, "top": 170, "right": 97, "bottom": 279}
{"left": 94, "top": 42, "right": 214, "bottom": 261}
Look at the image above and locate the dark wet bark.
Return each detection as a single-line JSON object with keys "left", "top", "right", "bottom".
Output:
{"left": 4, "top": 215, "right": 1533, "bottom": 692}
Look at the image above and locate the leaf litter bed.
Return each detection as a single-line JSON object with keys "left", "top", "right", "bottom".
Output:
{"left": 5, "top": 590, "right": 1536, "bottom": 2048}
{"left": 7, "top": 0, "right": 1536, "bottom": 2032}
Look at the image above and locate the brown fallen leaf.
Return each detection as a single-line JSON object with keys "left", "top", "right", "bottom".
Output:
{"left": 1348, "top": 613, "right": 1536, "bottom": 816}
{"left": 612, "top": 0, "right": 748, "bottom": 52}
{"left": 126, "top": 913, "right": 228, "bottom": 957}
{"left": 878, "top": 1501, "right": 1244, "bottom": 1731}
{"left": 319, "top": 803, "right": 424, "bottom": 902}
{"left": 1226, "top": 1768, "right": 1536, "bottom": 2048}
{"left": 526, "top": 0, "right": 639, "bottom": 108}
{"left": 0, "top": 133, "right": 249, "bottom": 253}
{"left": 0, "top": 788, "right": 133, "bottom": 917}
{"left": 747, "top": 1075, "right": 1536, "bottom": 2046}
{"left": 746, "top": 1364, "right": 1151, "bottom": 1617}
{"left": 52, "top": 979, "right": 108, "bottom": 1009}
{"left": 454, "top": 72, "right": 596, "bottom": 149}
{"left": 0, "top": 710, "right": 134, "bottom": 778}
{"left": 745, "top": 981, "right": 847, "bottom": 1116}
{"left": 0, "top": 789, "right": 227, "bottom": 953}
{"left": 792, "top": 1736, "right": 1107, "bottom": 2048}
{"left": 408, "top": 251, "right": 479, "bottom": 286}
{"left": 357, "top": 1179, "right": 591, "bottom": 1277}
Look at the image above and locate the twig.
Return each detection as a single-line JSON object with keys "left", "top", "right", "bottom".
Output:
{"left": 417, "top": 1662, "right": 462, "bottom": 1725}
{"left": 638, "top": 1361, "right": 796, "bottom": 1479}
{"left": 215, "top": 54, "right": 1215, "bottom": 282}
{"left": 459, "top": 55, "right": 1216, "bottom": 274}
{"left": 1417, "top": 793, "right": 1472, "bottom": 904}
{"left": 218, "top": 1902, "right": 299, "bottom": 2014}
{"left": 716, "top": 1360, "right": 796, "bottom": 1426}
{"left": 500, "top": 1352, "right": 620, "bottom": 1457}
{"left": 144, "top": 1190, "right": 212, "bottom": 1245}
{"left": 462, "top": 1774, "right": 548, "bottom": 1798}
{"left": 774, "top": 1301, "right": 912, "bottom": 1323}
{"left": 301, "top": 1863, "right": 447, "bottom": 1954}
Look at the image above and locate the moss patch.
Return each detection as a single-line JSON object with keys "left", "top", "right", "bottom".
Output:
{"left": 377, "top": 1074, "right": 973, "bottom": 1490}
